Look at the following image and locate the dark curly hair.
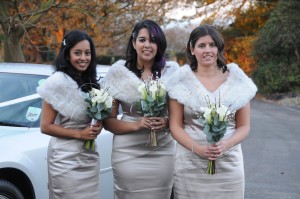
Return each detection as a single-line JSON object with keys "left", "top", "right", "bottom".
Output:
{"left": 125, "top": 19, "right": 167, "bottom": 79}
{"left": 53, "top": 29, "right": 99, "bottom": 92}
{"left": 186, "top": 25, "right": 227, "bottom": 73}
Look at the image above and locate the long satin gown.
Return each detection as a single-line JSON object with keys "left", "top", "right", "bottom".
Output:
{"left": 166, "top": 63, "right": 257, "bottom": 199}
{"left": 37, "top": 72, "right": 100, "bottom": 199}
{"left": 103, "top": 60, "right": 178, "bottom": 199}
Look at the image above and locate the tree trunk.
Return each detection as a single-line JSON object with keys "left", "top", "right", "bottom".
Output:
{"left": 294, "top": 43, "right": 300, "bottom": 64}
{"left": 1, "top": 1, "right": 25, "bottom": 63}
{"left": 3, "top": 31, "right": 25, "bottom": 62}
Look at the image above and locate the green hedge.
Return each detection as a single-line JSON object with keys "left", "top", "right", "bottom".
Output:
{"left": 252, "top": 61, "right": 300, "bottom": 94}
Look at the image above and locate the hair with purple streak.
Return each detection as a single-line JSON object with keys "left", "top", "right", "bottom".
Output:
{"left": 125, "top": 19, "right": 167, "bottom": 79}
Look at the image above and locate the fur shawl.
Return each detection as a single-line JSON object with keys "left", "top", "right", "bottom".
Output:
{"left": 101, "top": 60, "right": 179, "bottom": 103}
{"left": 36, "top": 72, "right": 89, "bottom": 122}
{"left": 165, "top": 63, "right": 258, "bottom": 112}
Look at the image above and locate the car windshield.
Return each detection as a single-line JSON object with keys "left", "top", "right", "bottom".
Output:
{"left": 0, "top": 72, "right": 48, "bottom": 128}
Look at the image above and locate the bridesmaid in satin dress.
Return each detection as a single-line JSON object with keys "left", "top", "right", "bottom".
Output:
{"left": 103, "top": 19, "right": 178, "bottom": 199}
{"left": 167, "top": 25, "right": 257, "bottom": 199}
{"left": 37, "top": 30, "right": 102, "bottom": 199}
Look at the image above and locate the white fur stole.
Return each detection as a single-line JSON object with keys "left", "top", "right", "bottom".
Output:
{"left": 165, "top": 63, "right": 258, "bottom": 112}
{"left": 101, "top": 60, "right": 179, "bottom": 103}
{"left": 36, "top": 72, "right": 89, "bottom": 122}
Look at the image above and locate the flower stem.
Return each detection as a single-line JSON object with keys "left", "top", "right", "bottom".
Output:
{"left": 207, "top": 160, "right": 216, "bottom": 175}
{"left": 149, "top": 130, "right": 158, "bottom": 147}
{"left": 91, "top": 118, "right": 98, "bottom": 126}
{"left": 84, "top": 140, "right": 95, "bottom": 150}
{"left": 82, "top": 118, "right": 98, "bottom": 151}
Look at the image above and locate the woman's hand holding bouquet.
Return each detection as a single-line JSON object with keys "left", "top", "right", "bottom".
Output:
{"left": 84, "top": 87, "right": 113, "bottom": 150}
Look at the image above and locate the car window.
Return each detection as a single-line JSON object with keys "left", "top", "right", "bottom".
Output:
{"left": 0, "top": 73, "right": 48, "bottom": 127}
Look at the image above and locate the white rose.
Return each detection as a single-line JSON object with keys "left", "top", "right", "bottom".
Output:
{"left": 90, "top": 88, "right": 107, "bottom": 104}
{"left": 89, "top": 88, "right": 100, "bottom": 106}
{"left": 96, "top": 91, "right": 108, "bottom": 103}
{"left": 93, "top": 88, "right": 102, "bottom": 94}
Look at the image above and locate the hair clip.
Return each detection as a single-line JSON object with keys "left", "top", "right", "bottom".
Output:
{"left": 63, "top": 39, "right": 66, "bottom": 46}
{"left": 132, "top": 32, "right": 135, "bottom": 38}
{"left": 189, "top": 41, "right": 192, "bottom": 48}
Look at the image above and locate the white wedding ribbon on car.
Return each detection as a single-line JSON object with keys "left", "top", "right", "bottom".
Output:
{"left": 0, "top": 93, "right": 40, "bottom": 108}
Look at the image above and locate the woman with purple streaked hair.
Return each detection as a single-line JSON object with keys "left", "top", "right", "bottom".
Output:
{"left": 102, "top": 19, "right": 179, "bottom": 199}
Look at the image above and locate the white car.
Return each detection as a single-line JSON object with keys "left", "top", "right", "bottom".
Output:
{"left": 0, "top": 63, "right": 114, "bottom": 199}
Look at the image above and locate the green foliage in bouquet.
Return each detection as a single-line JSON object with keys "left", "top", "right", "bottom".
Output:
{"left": 198, "top": 104, "right": 229, "bottom": 144}
{"left": 85, "top": 99, "right": 112, "bottom": 120}
{"left": 84, "top": 87, "right": 113, "bottom": 150}
{"left": 137, "top": 77, "right": 167, "bottom": 117}
{"left": 136, "top": 76, "right": 167, "bottom": 146}
{"left": 197, "top": 95, "right": 232, "bottom": 174}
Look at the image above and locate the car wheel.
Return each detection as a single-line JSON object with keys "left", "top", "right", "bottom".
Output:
{"left": 0, "top": 180, "right": 24, "bottom": 199}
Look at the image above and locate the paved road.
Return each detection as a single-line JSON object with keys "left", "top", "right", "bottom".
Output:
{"left": 244, "top": 100, "right": 300, "bottom": 199}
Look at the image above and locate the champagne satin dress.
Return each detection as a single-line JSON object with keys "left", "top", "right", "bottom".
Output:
{"left": 37, "top": 72, "right": 100, "bottom": 199}
{"left": 166, "top": 63, "right": 257, "bottom": 199}
{"left": 103, "top": 60, "right": 178, "bottom": 199}
{"left": 113, "top": 102, "right": 175, "bottom": 199}
{"left": 47, "top": 117, "right": 100, "bottom": 199}
{"left": 173, "top": 107, "right": 244, "bottom": 199}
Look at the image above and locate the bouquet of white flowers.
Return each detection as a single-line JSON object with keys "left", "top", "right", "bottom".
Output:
{"left": 84, "top": 87, "right": 113, "bottom": 150}
{"left": 198, "top": 95, "right": 231, "bottom": 174}
{"left": 137, "top": 76, "right": 167, "bottom": 146}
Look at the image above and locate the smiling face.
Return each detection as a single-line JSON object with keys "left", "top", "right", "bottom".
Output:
{"left": 69, "top": 39, "right": 91, "bottom": 74}
{"left": 191, "top": 35, "right": 218, "bottom": 68}
{"left": 133, "top": 28, "right": 158, "bottom": 65}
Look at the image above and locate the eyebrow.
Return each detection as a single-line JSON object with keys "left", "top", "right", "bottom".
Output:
{"left": 72, "top": 49, "right": 91, "bottom": 51}
{"left": 199, "top": 41, "right": 215, "bottom": 44}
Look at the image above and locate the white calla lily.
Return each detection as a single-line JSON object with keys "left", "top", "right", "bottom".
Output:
{"left": 149, "top": 83, "right": 158, "bottom": 100}
{"left": 200, "top": 106, "right": 213, "bottom": 124}
{"left": 217, "top": 104, "right": 230, "bottom": 121}
{"left": 138, "top": 83, "right": 147, "bottom": 100}
{"left": 158, "top": 83, "right": 166, "bottom": 97}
